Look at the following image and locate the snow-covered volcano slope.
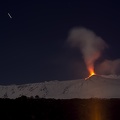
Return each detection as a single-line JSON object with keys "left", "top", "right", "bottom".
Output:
{"left": 0, "top": 75, "right": 120, "bottom": 99}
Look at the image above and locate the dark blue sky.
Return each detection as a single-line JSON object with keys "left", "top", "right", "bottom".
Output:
{"left": 0, "top": 0, "right": 120, "bottom": 85}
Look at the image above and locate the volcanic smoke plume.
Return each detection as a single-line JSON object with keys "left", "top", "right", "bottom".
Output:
{"left": 67, "top": 27, "right": 108, "bottom": 75}
{"left": 96, "top": 59, "right": 120, "bottom": 75}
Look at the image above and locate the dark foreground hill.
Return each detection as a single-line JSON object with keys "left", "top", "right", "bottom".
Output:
{"left": 1, "top": 97, "right": 120, "bottom": 120}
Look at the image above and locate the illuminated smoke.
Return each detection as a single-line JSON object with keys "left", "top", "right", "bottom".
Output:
{"left": 96, "top": 59, "right": 120, "bottom": 75}
{"left": 67, "top": 27, "right": 108, "bottom": 75}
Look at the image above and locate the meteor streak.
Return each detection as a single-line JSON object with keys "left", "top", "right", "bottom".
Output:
{"left": 8, "top": 13, "right": 12, "bottom": 19}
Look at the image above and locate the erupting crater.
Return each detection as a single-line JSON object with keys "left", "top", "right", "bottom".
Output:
{"left": 85, "top": 67, "right": 96, "bottom": 80}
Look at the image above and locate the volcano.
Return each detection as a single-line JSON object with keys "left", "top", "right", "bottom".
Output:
{"left": 0, "top": 75, "right": 120, "bottom": 99}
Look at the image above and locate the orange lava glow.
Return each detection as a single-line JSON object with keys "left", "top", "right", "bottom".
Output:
{"left": 85, "top": 67, "right": 96, "bottom": 80}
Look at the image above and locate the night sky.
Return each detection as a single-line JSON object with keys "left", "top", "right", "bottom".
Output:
{"left": 0, "top": 0, "right": 120, "bottom": 85}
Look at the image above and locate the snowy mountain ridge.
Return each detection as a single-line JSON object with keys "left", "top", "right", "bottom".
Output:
{"left": 1, "top": 75, "right": 120, "bottom": 99}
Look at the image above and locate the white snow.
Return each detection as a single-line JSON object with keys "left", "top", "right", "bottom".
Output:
{"left": 101, "top": 74, "right": 120, "bottom": 79}
{"left": 0, "top": 75, "right": 120, "bottom": 99}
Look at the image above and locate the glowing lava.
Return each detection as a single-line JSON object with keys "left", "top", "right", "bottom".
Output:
{"left": 85, "top": 67, "right": 96, "bottom": 80}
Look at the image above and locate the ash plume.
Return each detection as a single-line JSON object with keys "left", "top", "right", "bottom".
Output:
{"left": 67, "top": 27, "right": 108, "bottom": 74}
{"left": 96, "top": 59, "right": 120, "bottom": 75}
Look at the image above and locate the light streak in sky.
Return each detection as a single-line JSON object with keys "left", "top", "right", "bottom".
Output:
{"left": 8, "top": 13, "right": 12, "bottom": 19}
